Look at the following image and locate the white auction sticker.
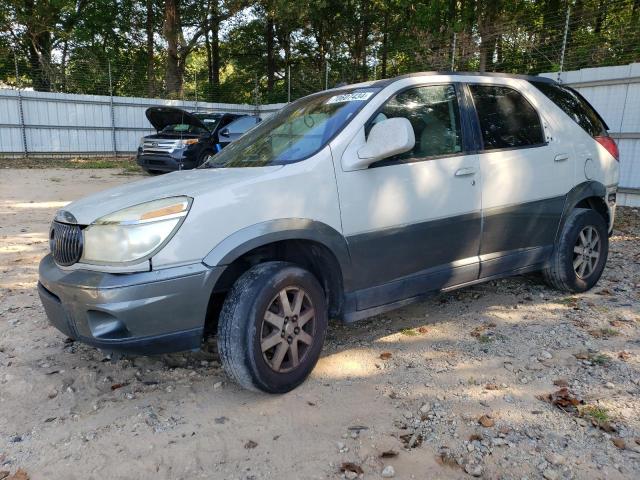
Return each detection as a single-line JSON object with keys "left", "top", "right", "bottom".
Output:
{"left": 326, "top": 92, "right": 374, "bottom": 104}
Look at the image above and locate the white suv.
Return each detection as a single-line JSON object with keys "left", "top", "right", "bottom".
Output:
{"left": 39, "top": 72, "right": 619, "bottom": 393}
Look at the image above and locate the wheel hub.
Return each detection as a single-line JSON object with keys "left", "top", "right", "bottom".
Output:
{"left": 260, "top": 287, "right": 316, "bottom": 373}
{"left": 572, "top": 225, "right": 600, "bottom": 279}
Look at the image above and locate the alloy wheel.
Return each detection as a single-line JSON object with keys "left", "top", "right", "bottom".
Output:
{"left": 573, "top": 225, "right": 600, "bottom": 279}
{"left": 260, "top": 287, "right": 316, "bottom": 373}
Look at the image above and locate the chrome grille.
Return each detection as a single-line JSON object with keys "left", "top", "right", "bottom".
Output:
{"left": 50, "top": 221, "right": 83, "bottom": 266}
{"left": 142, "top": 139, "right": 180, "bottom": 154}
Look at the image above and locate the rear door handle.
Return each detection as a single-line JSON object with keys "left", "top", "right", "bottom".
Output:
{"left": 554, "top": 153, "right": 569, "bottom": 162}
{"left": 455, "top": 167, "right": 476, "bottom": 177}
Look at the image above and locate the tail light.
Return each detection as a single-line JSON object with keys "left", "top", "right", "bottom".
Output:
{"left": 594, "top": 136, "right": 619, "bottom": 161}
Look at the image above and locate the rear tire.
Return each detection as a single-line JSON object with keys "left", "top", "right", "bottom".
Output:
{"left": 543, "top": 208, "right": 608, "bottom": 293}
{"left": 217, "top": 261, "right": 328, "bottom": 393}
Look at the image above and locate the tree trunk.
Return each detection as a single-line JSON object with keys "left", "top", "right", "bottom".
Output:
{"left": 164, "top": 0, "right": 183, "bottom": 97}
{"left": 209, "top": 11, "right": 220, "bottom": 99}
{"left": 23, "top": 0, "right": 52, "bottom": 91}
{"left": 594, "top": 0, "right": 604, "bottom": 34}
{"left": 146, "top": 0, "right": 155, "bottom": 97}
{"left": 478, "top": 1, "right": 500, "bottom": 73}
{"left": 478, "top": 31, "right": 490, "bottom": 72}
{"left": 61, "top": 39, "right": 69, "bottom": 91}
{"left": 360, "top": 0, "right": 369, "bottom": 81}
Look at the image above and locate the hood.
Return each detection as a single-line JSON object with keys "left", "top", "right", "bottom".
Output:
{"left": 145, "top": 107, "right": 209, "bottom": 132}
{"left": 60, "top": 167, "right": 283, "bottom": 225}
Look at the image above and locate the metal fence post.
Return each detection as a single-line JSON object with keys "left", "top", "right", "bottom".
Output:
{"left": 14, "top": 49, "right": 28, "bottom": 158}
{"left": 108, "top": 61, "right": 117, "bottom": 156}
{"left": 558, "top": 5, "right": 571, "bottom": 80}
{"left": 325, "top": 61, "right": 329, "bottom": 90}
{"left": 194, "top": 72, "right": 198, "bottom": 112}
{"left": 287, "top": 65, "right": 291, "bottom": 102}
{"left": 451, "top": 32, "right": 457, "bottom": 71}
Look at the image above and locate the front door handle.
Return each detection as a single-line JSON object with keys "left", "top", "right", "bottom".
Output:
{"left": 554, "top": 153, "right": 569, "bottom": 162}
{"left": 455, "top": 167, "right": 476, "bottom": 177}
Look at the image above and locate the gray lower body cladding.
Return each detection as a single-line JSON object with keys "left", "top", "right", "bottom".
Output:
{"left": 38, "top": 255, "right": 223, "bottom": 354}
{"left": 345, "top": 195, "right": 565, "bottom": 313}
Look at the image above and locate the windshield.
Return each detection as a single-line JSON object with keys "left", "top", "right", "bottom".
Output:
{"left": 193, "top": 113, "right": 223, "bottom": 130}
{"left": 160, "top": 123, "right": 209, "bottom": 135}
{"left": 201, "top": 87, "right": 380, "bottom": 168}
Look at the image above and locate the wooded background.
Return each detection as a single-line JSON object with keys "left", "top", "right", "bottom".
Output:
{"left": 1, "top": 0, "right": 639, "bottom": 104}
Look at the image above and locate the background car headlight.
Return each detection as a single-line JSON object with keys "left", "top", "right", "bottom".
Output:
{"left": 81, "top": 196, "right": 192, "bottom": 264}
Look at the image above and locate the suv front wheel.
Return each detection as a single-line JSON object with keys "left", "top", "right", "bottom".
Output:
{"left": 543, "top": 208, "right": 609, "bottom": 292}
{"left": 217, "top": 261, "right": 328, "bottom": 393}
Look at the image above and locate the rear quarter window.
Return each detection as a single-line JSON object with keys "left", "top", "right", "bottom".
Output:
{"left": 531, "top": 82, "right": 608, "bottom": 137}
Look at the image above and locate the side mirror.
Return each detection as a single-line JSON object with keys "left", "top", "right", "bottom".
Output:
{"left": 219, "top": 128, "right": 230, "bottom": 138}
{"left": 356, "top": 118, "right": 415, "bottom": 167}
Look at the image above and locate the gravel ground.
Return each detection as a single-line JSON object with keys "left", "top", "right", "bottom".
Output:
{"left": 1, "top": 168, "right": 639, "bottom": 480}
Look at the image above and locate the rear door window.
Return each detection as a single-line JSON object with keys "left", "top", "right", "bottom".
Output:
{"left": 469, "top": 85, "right": 545, "bottom": 150}
{"left": 531, "top": 81, "right": 607, "bottom": 137}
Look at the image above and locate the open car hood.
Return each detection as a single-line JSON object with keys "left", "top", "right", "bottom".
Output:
{"left": 145, "top": 107, "right": 209, "bottom": 132}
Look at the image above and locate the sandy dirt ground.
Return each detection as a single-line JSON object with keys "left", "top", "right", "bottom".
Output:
{"left": 1, "top": 168, "right": 639, "bottom": 480}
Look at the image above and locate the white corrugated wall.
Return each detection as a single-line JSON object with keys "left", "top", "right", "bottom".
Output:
{"left": 0, "top": 89, "right": 285, "bottom": 155}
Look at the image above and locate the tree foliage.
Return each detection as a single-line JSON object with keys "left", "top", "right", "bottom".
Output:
{"left": 1, "top": 0, "right": 638, "bottom": 102}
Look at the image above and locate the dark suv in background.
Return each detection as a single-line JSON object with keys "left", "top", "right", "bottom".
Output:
{"left": 136, "top": 107, "right": 257, "bottom": 174}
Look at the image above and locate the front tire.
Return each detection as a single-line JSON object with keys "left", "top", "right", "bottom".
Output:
{"left": 543, "top": 208, "right": 609, "bottom": 292}
{"left": 217, "top": 262, "right": 328, "bottom": 393}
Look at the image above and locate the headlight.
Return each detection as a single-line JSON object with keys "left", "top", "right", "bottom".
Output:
{"left": 81, "top": 196, "right": 192, "bottom": 264}
{"left": 178, "top": 138, "right": 199, "bottom": 147}
{"left": 139, "top": 136, "right": 146, "bottom": 147}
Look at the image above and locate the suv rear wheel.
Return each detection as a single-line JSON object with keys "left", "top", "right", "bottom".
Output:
{"left": 217, "top": 261, "right": 328, "bottom": 393}
{"left": 543, "top": 208, "right": 609, "bottom": 292}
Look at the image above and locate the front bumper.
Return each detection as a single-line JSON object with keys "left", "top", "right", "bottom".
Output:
{"left": 136, "top": 151, "right": 196, "bottom": 172}
{"left": 38, "top": 254, "right": 223, "bottom": 354}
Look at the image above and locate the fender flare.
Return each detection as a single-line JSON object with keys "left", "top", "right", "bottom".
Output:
{"left": 202, "top": 218, "right": 354, "bottom": 291}
{"left": 555, "top": 181, "right": 607, "bottom": 242}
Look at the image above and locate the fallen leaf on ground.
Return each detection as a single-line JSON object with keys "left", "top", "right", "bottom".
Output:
{"left": 484, "top": 383, "right": 499, "bottom": 390}
{"left": 537, "top": 388, "right": 583, "bottom": 414}
{"left": 6, "top": 470, "right": 29, "bottom": 480}
{"left": 110, "top": 383, "right": 128, "bottom": 391}
{"left": 244, "top": 440, "right": 258, "bottom": 449}
{"left": 612, "top": 438, "right": 626, "bottom": 449}
{"left": 593, "top": 420, "right": 617, "bottom": 433}
{"left": 417, "top": 327, "right": 429, "bottom": 334}
{"left": 573, "top": 352, "right": 590, "bottom": 360}
{"left": 469, "top": 434, "right": 482, "bottom": 441}
{"left": 380, "top": 352, "right": 393, "bottom": 360}
{"left": 340, "top": 462, "right": 364, "bottom": 475}
{"left": 478, "top": 415, "right": 495, "bottom": 427}
{"left": 553, "top": 379, "right": 569, "bottom": 387}
{"left": 618, "top": 351, "right": 631, "bottom": 361}
{"left": 379, "top": 450, "right": 398, "bottom": 458}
